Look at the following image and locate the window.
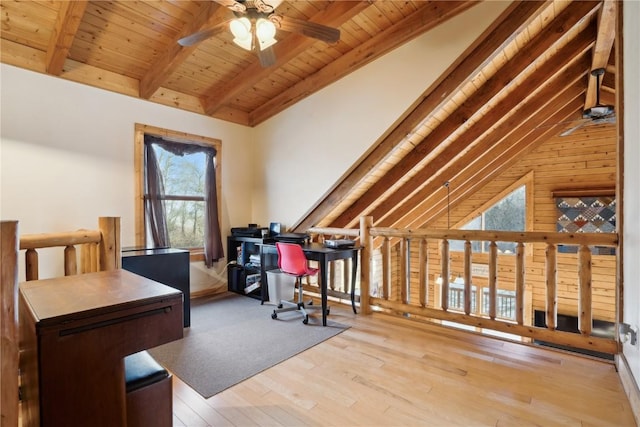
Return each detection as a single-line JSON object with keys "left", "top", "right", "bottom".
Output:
{"left": 450, "top": 185, "right": 526, "bottom": 253}
{"left": 134, "top": 124, "right": 223, "bottom": 266}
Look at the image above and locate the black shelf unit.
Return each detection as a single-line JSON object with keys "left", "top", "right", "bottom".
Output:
{"left": 122, "top": 247, "right": 191, "bottom": 327}
{"left": 227, "top": 236, "right": 278, "bottom": 302}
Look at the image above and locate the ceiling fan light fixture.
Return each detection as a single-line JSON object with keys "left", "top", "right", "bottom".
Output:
{"left": 255, "top": 18, "right": 277, "bottom": 50}
{"left": 230, "top": 17, "right": 253, "bottom": 51}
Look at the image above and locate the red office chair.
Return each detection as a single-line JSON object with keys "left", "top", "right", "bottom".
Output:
{"left": 271, "top": 242, "right": 326, "bottom": 324}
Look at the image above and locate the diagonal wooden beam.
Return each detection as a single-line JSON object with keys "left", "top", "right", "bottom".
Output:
{"left": 139, "top": 2, "right": 229, "bottom": 99}
{"left": 45, "top": 1, "right": 88, "bottom": 75}
{"left": 327, "top": 1, "right": 599, "bottom": 229}
{"left": 407, "top": 95, "right": 585, "bottom": 230}
{"left": 292, "top": 0, "right": 549, "bottom": 232}
{"left": 202, "top": 1, "right": 368, "bottom": 116}
{"left": 251, "top": 0, "right": 478, "bottom": 127}
{"left": 365, "top": 44, "right": 593, "bottom": 228}
{"left": 383, "top": 58, "right": 590, "bottom": 229}
{"left": 584, "top": 0, "right": 616, "bottom": 109}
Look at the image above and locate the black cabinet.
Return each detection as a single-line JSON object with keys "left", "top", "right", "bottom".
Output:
{"left": 227, "top": 236, "right": 278, "bottom": 302}
{"left": 122, "top": 247, "right": 191, "bottom": 327}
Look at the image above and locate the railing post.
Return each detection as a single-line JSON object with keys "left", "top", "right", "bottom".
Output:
{"left": 1, "top": 221, "right": 20, "bottom": 427}
{"left": 463, "top": 240, "right": 472, "bottom": 315}
{"left": 25, "top": 248, "right": 39, "bottom": 281}
{"left": 578, "top": 244, "right": 592, "bottom": 335}
{"left": 98, "top": 217, "right": 121, "bottom": 271}
{"left": 545, "top": 243, "right": 557, "bottom": 330}
{"left": 64, "top": 245, "right": 77, "bottom": 276}
{"left": 515, "top": 242, "right": 525, "bottom": 325}
{"left": 382, "top": 237, "right": 391, "bottom": 299}
{"left": 440, "top": 239, "right": 449, "bottom": 311}
{"left": 419, "top": 238, "right": 428, "bottom": 307}
{"left": 360, "top": 216, "right": 373, "bottom": 314}
{"left": 400, "top": 238, "right": 408, "bottom": 304}
{"left": 488, "top": 241, "right": 498, "bottom": 319}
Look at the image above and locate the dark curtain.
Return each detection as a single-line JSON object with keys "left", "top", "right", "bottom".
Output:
{"left": 144, "top": 135, "right": 224, "bottom": 266}
{"left": 144, "top": 137, "right": 170, "bottom": 247}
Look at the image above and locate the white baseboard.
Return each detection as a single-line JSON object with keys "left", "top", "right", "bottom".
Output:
{"left": 616, "top": 353, "right": 640, "bottom": 426}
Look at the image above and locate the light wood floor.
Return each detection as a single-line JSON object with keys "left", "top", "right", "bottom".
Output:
{"left": 171, "top": 300, "right": 636, "bottom": 426}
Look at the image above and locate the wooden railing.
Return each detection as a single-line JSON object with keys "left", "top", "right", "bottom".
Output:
{"left": 306, "top": 217, "right": 620, "bottom": 355}
{"left": 19, "top": 217, "right": 121, "bottom": 281}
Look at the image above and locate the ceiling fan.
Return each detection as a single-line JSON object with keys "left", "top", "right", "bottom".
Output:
{"left": 560, "top": 68, "right": 616, "bottom": 137}
{"left": 178, "top": 0, "right": 341, "bottom": 67}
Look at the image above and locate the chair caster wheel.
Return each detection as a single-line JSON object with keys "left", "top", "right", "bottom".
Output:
{"left": 308, "top": 301, "right": 313, "bottom": 306}
{"left": 303, "top": 316, "right": 309, "bottom": 324}
{"left": 277, "top": 304, "right": 283, "bottom": 309}
{"left": 272, "top": 312, "right": 277, "bottom": 319}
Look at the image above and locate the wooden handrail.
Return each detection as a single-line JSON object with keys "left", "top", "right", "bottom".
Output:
{"left": 359, "top": 220, "right": 619, "bottom": 355}
{"left": 18, "top": 217, "right": 121, "bottom": 281}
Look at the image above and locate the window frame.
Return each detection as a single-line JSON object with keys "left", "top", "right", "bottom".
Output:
{"left": 134, "top": 123, "right": 222, "bottom": 261}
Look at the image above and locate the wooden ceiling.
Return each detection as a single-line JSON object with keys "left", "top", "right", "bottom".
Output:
{"left": 1, "top": 1, "right": 618, "bottom": 233}
{"left": 0, "top": 0, "right": 476, "bottom": 126}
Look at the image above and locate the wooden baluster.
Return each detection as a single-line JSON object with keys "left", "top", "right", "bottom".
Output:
{"left": 578, "top": 244, "right": 592, "bottom": 335}
{"left": 342, "top": 258, "right": 350, "bottom": 295}
{"left": 545, "top": 243, "right": 557, "bottom": 330}
{"left": 64, "top": 245, "right": 77, "bottom": 276}
{"left": 440, "top": 239, "right": 449, "bottom": 311}
{"left": 515, "top": 242, "right": 525, "bottom": 325}
{"left": 418, "top": 238, "right": 428, "bottom": 307}
{"left": 382, "top": 237, "right": 391, "bottom": 300}
{"left": 463, "top": 240, "right": 472, "bottom": 315}
{"left": 488, "top": 241, "right": 498, "bottom": 319}
{"left": 25, "top": 248, "right": 39, "bottom": 281}
{"left": 360, "top": 216, "right": 372, "bottom": 314}
{"left": 400, "top": 238, "right": 408, "bottom": 304}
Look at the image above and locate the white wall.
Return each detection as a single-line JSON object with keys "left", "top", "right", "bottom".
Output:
{"left": 622, "top": 0, "right": 640, "bottom": 401}
{"left": 252, "top": 1, "right": 510, "bottom": 229}
{"left": 0, "top": 65, "right": 253, "bottom": 288}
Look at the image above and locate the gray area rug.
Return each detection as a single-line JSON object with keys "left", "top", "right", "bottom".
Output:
{"left": 149, "top": 292, "right": 348, "bottom": 398}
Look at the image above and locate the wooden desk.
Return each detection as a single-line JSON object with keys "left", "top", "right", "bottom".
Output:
{"left": 263, "top": 243, "right": 360, "bottom": 326}
{"left": 19, "top": 269, "right": 183, "bottom": 427}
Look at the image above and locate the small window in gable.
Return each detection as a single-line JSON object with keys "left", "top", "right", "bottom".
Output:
{"left": 450, "top": 185, "right": 526, "bottom": 254}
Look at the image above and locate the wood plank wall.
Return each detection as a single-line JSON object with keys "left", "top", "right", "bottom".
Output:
{"left": 395, "top": 124, "right": 617, "bottom": 322}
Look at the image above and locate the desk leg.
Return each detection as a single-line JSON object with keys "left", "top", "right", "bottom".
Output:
{"left": 320, "top": 257, "right": 328, "bottom": 326}
{"left": 351, "top": 253, "right": 358, "bottom": 314}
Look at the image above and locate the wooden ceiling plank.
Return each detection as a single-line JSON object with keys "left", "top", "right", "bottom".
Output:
{"left": 202, "top": 1, "right": 369, "bottom": 116}
{"left": 378, "top": 60, "right": 590, "bottom": 229}
{"left": 325, "top": 2, "right": 599, "bottom": 229}
{"left": 45, "top": 0, "right": 88, "bottom": 75}
{"left": 585, "top": 0, "right": 616, "bottom": 109}
{"left": 292, "top": 0, "right": 549, "bottom": 231}
{"left": 252, "top": 0, "right": 478, "bottom": 127}
{"left": 139, "top": 2, "right": 228, "bottom": 99}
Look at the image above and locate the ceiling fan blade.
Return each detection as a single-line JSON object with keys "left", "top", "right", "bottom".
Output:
{"left": 178, "top": 22, "right": 229, "bottom": 46}
{"left": 276, "top": 15, "right": 340, "bottom": 43}
{"left": 257, "top": 45, "right": 277, "bottom": 68}
{"left": 214, "top": 0, "right": 246, "bottom": 13}
{"left": 560, "top": 120, "right": 589, "bottom": 137}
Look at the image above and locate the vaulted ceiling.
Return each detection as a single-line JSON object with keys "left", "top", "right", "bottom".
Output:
{"left": 0, "top": 1, "right": 618, "bottom": 233}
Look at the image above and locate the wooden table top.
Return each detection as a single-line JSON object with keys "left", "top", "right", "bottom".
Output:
{"left": 19, "top": 269, "right": 183, "bottom": 327}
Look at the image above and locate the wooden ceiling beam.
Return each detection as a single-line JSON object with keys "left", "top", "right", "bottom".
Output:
{"left": 406, "top": 94, "right": 585, "bottom": 230}
{"left": 584, "top": 0, "right": 616, "bottom": 109}
{"left": 292, "top": 0, "right": 547, "bottom": 231}
{"left": 202, "top": 1, "right": 369, "bottom": 116}
{"left": 328, "top": 3, "right": 599, "bottom": 229}
{"left": 139, "top": 2, "right": 228, "bottom": 99}
{"left": 45, "top": 1, "right": 88, "bottom": 75}
{"left": 251, "top": 0, "right": 478, "bottom": 127}
{"left": 381, "top": 60, "right": 589, "bottom": 229}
